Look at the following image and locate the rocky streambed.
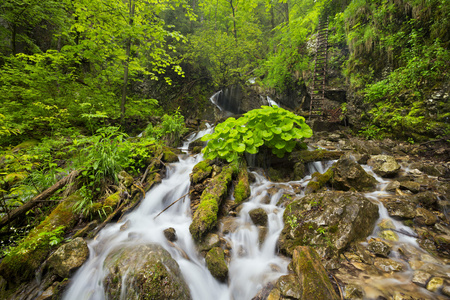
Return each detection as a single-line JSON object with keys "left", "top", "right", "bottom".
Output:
{"left": 1, "top": 128, "right": 449, "bottom": 300}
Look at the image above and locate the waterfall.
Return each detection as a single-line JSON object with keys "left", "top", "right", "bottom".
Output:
{"left": 63, "top": 131, "right": 290, "bottom": 300}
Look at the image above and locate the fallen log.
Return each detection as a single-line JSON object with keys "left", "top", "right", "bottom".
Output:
{"left": 0, "top": 170, "right": 79, "bottom": 229}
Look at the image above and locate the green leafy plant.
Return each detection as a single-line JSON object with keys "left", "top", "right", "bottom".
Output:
{"left": 201, "top": 106, "right": 312, "bottom": 162}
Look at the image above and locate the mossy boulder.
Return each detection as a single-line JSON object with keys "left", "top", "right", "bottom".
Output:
{"left": 304, "top": 167, "right": 335, "bottom": 194}
{"left": 0, "top": 193, "right": 82, "bottom": 285}
{"left": 189, "top": 165, "right": 234, "bottom": 242}
{"left": 205, "top": 247, "right": 228, "bottom": 282}
{"left": 269, "top": 246, "right": 339, "bottom": 300}
{"left": 331, "top": 155, "right": 377, "bottom": 192}
{"left": 279, "top": 191, "right": 379, "bottom": 257}
{"left": 46, "top": 237, "right": 89, "bottom": 278}
{"left": 249, "top": 208, "right": 268, "bottom": 226}
{"left": 163, "top": 148, "right": 179, "bottom": 163}
{"left": 233, "top": 166, "right": 250, "bottom": 204}
{"left": 103, "top": 244, "right": 191, "bottom": 300}
{"left": 190, "top": 160, "right": 213, "bottom": 185}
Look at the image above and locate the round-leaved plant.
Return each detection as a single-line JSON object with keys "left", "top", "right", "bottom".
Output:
{"left": 201, "top": 106, "right": 313, "bottom": 162}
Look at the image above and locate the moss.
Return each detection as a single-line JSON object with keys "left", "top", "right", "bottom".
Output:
{"left": 205, "top": 247, "right": 228, "bottom": 282}
{"left": 12, "top": 140, "right": 39, "bottom": 152}
{"left": 162, "top": 149, "right": 179, "bottom": 163}
{"left": 233, "top": 166, "right": 250, "bottom": 204}
{"left": 191, "top": 160, "right": 213, "bottom": 185}
{"left": 305, "top": 167, "right": 335, "bottom": 194}
{"left": 0, "top": 193, "right": 82, "bottom": 285}
{"left": 102, "top": 191, "right": 121, "bottom": 214}
{"left": 189, "top": 165, "right": 234, "bottom": 242}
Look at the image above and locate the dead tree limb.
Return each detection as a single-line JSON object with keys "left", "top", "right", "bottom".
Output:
{"left": 0, "top": 170, "right": 79, "bottom": 229}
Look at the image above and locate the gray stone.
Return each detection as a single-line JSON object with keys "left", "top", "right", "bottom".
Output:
{"left": 399, "top": 181, "right": 421, "bottom": 193}
{"left": 385, "top": 181, "right": 400, "bottom": 192}
{"left": 367, "top": 155, "right": 401, "bottom": 177}
{"left": 46, "top": 237, "right": 89, "bottom": 278}
{"left": 368, "top": 238, "right": 391, "bottom": 257}
{"left": 412, "top": 270, "right": 432, "bottom": 287}
{"left": 332, "top": 156, "right": 377, "bottom": 192}
{"left": 415, "top": 207, "right": 438, "bottom": 226}
{"left": 373, "top": 257, "right": 403, "bottom": 272}
{"left": 380, "top": 197, "right": 416, "bottom": 219}
{"left": 279, "top": 191, "right": 379, "bottom": 257}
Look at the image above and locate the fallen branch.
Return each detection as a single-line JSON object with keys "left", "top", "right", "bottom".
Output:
{"left": 140, "top": 153, "right": 163, "bottom": 185}
{"left": 154, "top": 192, "right": 189, "bottom": 219}
{"left": 0, "top": 170, "right": 79, "bottom": 229}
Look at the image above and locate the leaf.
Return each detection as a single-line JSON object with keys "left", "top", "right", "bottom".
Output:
{"left": 232, "top": 143, "right": 246, "bottom": 153}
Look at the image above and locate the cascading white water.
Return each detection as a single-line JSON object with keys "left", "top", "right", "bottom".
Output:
{"left": 209, "top": 90, "right": 223, "bottom": 111}
{"left": 266, "top": 96, "right": 279, "bottom": 108}
{"left": 63, "top": 130, "right": 290, "bottom": 300}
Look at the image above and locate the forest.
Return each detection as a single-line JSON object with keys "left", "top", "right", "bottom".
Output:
{"left": 0, "top": 0, "right": 449, "bottom": 299}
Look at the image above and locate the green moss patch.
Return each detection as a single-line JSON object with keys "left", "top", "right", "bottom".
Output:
{"left": 189, "top": 165, "right": 234, "bottom": 242}
{"left": 0, "top": 193, "right": 82, "bottom": 285}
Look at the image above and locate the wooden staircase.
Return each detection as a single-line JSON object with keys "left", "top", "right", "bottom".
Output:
{"left": 309, "top": 17, "right": 329, "bottom": 119}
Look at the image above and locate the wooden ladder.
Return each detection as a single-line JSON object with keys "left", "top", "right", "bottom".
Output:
{"left": 309, "top": 17, "right": 329, "bottom": 119}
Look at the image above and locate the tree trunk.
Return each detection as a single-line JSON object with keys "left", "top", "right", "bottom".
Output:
{"left": 121, "top": 0, "right": 135, "bottom": 124}
{"left": 0, "top": 170, "right": 79, "bottom": 229}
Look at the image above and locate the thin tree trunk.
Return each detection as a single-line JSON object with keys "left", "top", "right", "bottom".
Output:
{"left": 0, "top": 170, "right": 79, "bottom": 229}
{"left": 121, "top": 0, "right": 135, "bottom": 124}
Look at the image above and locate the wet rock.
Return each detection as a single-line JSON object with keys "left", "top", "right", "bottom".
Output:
{"left": 163, "top": 227, "right": 177, "bottom": 242}
{"left": 258, "top": 226, "right": 268, "bottom": 245}
{"left": 197, "top": 233, "right": 220, "bottom": 252}
{"left": 399, "top": 181, "right": 421, "bottom": 193}
{"left": 344, "top": 283, "right": 364, "bottom": 299}
{"left": 385, "top": 181, "right": 401, "bottom": 192}
{"left": 412, "top": 270, "right": 432, "bottom": 287}
{"left": 331, "top": 156, "right": 377, "bottom": 192}
{"left": 373, "top": 257, "right": 403, "bottom": 272}
{"left": 272, "top": 246, "right": 339, "bottom": 300}
{"left": 378, "top": 219, "right": 395, "bottom": 230}
{"left": 221, "top": 216, "right": 239, "bottom": 234}
{"left": 413, "top": 191, "right": 438, "bottom": 208}
{"left": 380, "top": 197, "right": 416, "bottom": 219}
{"left": 415, "top": 207, "right": 438, "bottom": 226}
{"left": 367, "top": 155, "right": 401, "bottom": 177}
{"left": 368, "top": 238, "right": 391, "bottom": 257}
{"left": 251, "top": 282, "right": 275, "bottom": 300}
{"left": 378, "top": 230, "right": 399, "bottom": 242}
{"left": 426, "top": 277, "right": 444, "bottom": 292}
{"left": 435, "top": 223, "right": 450, "bottom": 236}
{"left": 205, "top": 247, "right": 228, "bottom": 282}
{"left": 46, "top": 237, "right": 89, "bottom": 278}
{"left": 249, "top": 208, "right": 268, "bottom": 226}
{"left": 103, "top": 244, "right": 191, "bottom": 300}
{"left": 279, "top": 192, "right": 379, "bottom": 257}
{"left": 442, "top": 285, "right": 450, "bottom": 297}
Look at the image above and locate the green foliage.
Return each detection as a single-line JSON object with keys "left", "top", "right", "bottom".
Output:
{"left": 144, "top": 109, "right": 188, "bottom": 147}
{"left": 201, "top": 106, "right": 312, "bottom": 162}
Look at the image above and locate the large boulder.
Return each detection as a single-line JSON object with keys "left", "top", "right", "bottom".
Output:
{"left": 367, "top": 155, "right": 401, "bottom": 178}
{"left": 46, "top": 237, "right": 89, "bottom": 278}
{"left": 103, "top": 244, "right": 191, "bottom": 300}
{"left": 279, "top": 191, "right": 379, "bottom": 257}
{"left": 267, "top": 246, "right": 339, "bottom": 300}
{"left": 205, "top": 247, "right": 228, "bottom": 282}
{"left": 331, "top": 156, "right": 377, "bottom": 192}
